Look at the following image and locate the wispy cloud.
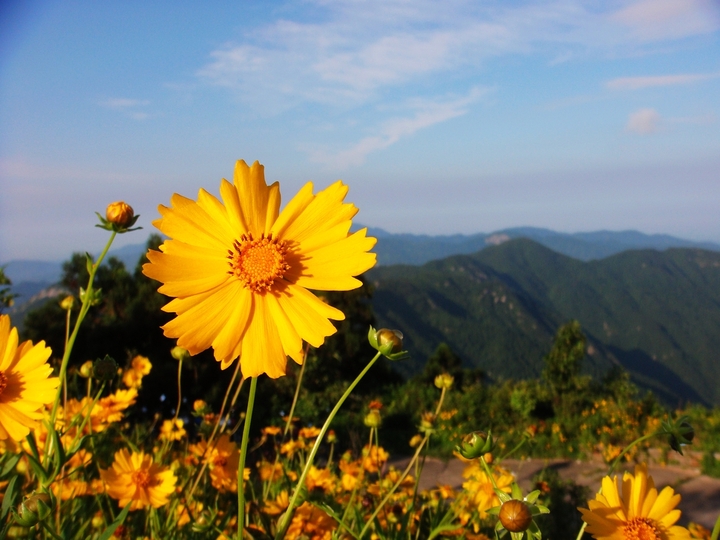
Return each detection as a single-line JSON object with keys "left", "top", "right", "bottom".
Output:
{"left": 196, "top": 0, "right": 720, "bottom": 111}
{"left": 626, "top": 108, "right": 661, "bottom": 134}
{"left": 99, "top": 98, "right": 151, "bottom": 120}
{"left": 606, "top": 72, "right": 720, "bottom": 90}
{"left": 610, "top": 0, "right": 720, "bottom": 41}
{"left": 307, "top": 87, "right": 488, "bottom": 168}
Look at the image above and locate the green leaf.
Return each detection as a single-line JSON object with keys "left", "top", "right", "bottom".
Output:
{"left": 0, "top": 475, "right": 18, "bottom": 521}
{"left": 98, "top": 503, "right": 130, "bottom": 540}
{"left": 0, "top": 454, "right": 21, "bottom": 479}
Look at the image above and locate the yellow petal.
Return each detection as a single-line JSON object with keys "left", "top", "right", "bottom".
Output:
{"left": 239, "top": 296, "right": 287, "bottom": 379}
{"left": 234, "top": 160, "right": 276, "bottom": 236}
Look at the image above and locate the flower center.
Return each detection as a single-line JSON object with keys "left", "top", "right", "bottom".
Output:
{"left": 213, "top": 455, "right": 228, "bottom": 468}
{"left": 0, "top": 371, "right": 7, "bottom": 396}
{"left": 227, "top": 233, "right": 290, "bottom": 293}
{"left": 132, "top": 469, "right": 152, "bottom": 489}
{"left": 624, "top": 517, "right": 662, "bottom": 540}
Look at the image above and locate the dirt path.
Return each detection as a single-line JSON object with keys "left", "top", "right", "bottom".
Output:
{"left": 391, "top": 456, "right": 720, "bottom": 528}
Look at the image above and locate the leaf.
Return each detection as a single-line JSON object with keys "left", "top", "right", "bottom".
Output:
{"left": 0, "top": 476, "right": 18, "bottom": 521}
{"left": 97, "top": 504, "right": 130, "bottom": 540}
{"left": 0, "top": 454, "right": 21, "bottom": 479}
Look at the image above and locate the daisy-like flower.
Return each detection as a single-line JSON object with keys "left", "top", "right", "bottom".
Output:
{"left": 580, "top": 463, "right": 690, "bottom": 540}
{"left": 122, "top": 355, "right": 152, "bottom": 389}
{"left": 142, "top": 160, "right": 376, "bottom": 378}
{"left": 461, "top": 463, "right": 514, "bottom": 518}
{"left": 159, "top": 418, "right": 186, "bottom": 441}
{"left": 100, "top": 448, "right": 176, "bottom": 510}
{"left": 0, "top": 315, "right": 59, "bottom": 441}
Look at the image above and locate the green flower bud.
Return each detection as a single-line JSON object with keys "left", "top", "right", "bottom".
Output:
{"left": 663, "top": 416, "right": 694, "bottom": 455}
{"left": 171, "top": 345, "right": 191, "bottom": 362}
{"left": 93, "top": 355, "right": 118, "bottom": 381}
{"left": 59, "top": 295, "right": 75, "bottom": 311}
{"left": 13, "top": 492, "right": 52, "bottom": 527}
{"left": 455, "top": 430, "right": 495, "bottom": 459}
{"left": 364, "top": 409, "right": 382, "bottom": 428}
{"left": 434, "top": 373, "right": 454, "bottom": 389}
{"left": 368, "top": 326, "right": 410, "bottom": 361}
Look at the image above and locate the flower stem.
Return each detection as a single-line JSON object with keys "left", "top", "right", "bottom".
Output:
{"left": 711, "top": 513, "right": 720, "bottom": 540}
{"left": 172, "top": 357, "right": 183, "bottom": 424}
{"left": 237, "top": 376, "right": 258, "bottom": 540}
{"left": 49, "top": 231, "right": 116, "bottom": 437}
{"left": 274, "top": 352, "right": 382, "bottom": 540}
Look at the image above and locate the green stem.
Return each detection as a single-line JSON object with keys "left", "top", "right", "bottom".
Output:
{"left": 358, "top": 433, "right": 429, "bottom": 539}
{"left": 711, "top": 513, "right": 720, "bottom": 540}
{"left": 50, "top": 231, "right": 117, "bottom": 425}
{"left": 237, "top": 376, "right": 258, "bottom": 540}
{"left": 172, "top": 357, "right": 183, "bottom": 424}
{"left": 274, "top": 352, "right": 382, "bottom": 540}
{"left": 284, "top": 345, "right": 309, "bottom": 438}
{"left": 608, "top": 431, "right": 659, "bottom": 476}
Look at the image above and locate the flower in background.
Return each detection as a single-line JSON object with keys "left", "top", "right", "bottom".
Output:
{"left": 580, "top": 463, "right": 690, "bottom": 540}
{"left": 285, "top": 502, "right": 336, "bottom": 540}
{"left": 100, "top": 449, "right": 176, "bottom": 510}
{"left": 122, "top": 355, "right": 152, "bottom": 388}
{"left": 159, "top": 418, "right": 186, "bottom": 442}
{"left": 461, "top": 463, "right": 514, "bottom": 518}
{"left": 143, "top": 160, "right": 376, "bottom": 378}
{"left": 0, "top": 315, "right": 59, "bottom": 441}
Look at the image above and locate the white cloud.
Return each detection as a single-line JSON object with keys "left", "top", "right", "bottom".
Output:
{"left": 626, "top": 108, "right": 661, "bottom": 134}
{"left": 196, "top": 0, "right": 720, "bottom": 112}
{"left": 307, "top": 87, "right": 488, "bottom": 168}
{"left": 610, "top": 0, "right": 720, "bottom": 41}
{"left": 100, "top": 98, "right": 150, "bottom": 109}
{"left": 606, "top": 72, "right": 720, "bottom": 90}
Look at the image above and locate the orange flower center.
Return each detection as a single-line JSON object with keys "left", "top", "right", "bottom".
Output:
{"left": 131, "top": 469, "right": 152, "bottom": 489}
{"left": 213, "top": 455, "right": 228, "bottom": 468}
{"left": 623, "top": 517, "right": 662, "bottom": 540}
{"left": 227, "top": 233, "right": 290, "bottom": 293}
{"left": 0, "top": 371, "right": 7, "bottom": 396}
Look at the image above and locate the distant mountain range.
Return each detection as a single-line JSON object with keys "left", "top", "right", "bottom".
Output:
{"left": 4, "top": 229, "right": 720, "bottom": 406}
{"left": 369, "top": 239, "right": 720, "bottom": 406}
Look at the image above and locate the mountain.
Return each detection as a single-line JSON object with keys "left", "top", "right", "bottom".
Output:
{"left": 363, "top": 226, "right": 720, "bottom": 265}
{"left": 368, "top": 239, "right": 720, "bottom": 406}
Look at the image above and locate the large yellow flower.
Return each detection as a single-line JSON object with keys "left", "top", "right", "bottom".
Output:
{"left": 0, "top": 315, "right": 59, "bottom": 441}
{"left": 100, "top": 448, "right": 176, "bottom": 510}
{"left": 143, "top": 160, "right": 376, "bottom": 378}
{"left": 580, "top": 463, "right": 690, "bottom": 540}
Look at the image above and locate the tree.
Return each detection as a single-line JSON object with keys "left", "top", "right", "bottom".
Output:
{"left": 0, "top": 267, "right": 17, "bottom": 313}
{"left": 541, "top": 320, "right": 586, "bottom": 396}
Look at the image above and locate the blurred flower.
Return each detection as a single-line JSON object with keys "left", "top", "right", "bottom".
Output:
{"left": 122, "top": 355, "right": 152, "bottom": 388}
{"left": 191, "top": 434, "right": 242, "bottom": 493}
{"left": 159, "top": 418, "right": 186, "bottom": 442}
{"left": 364, "top": 409, "right": 382, "bottom": 428}
{"left": 361, "top": 444, "right": 389, "bottom": 473}
{"left": 285, "top": 502, "right": 336, "bottom": 540}
{"left": 462, "top": 463, "right": 514, "bottom": 518}
{"left": 0, "top": 315, "right": 59, "bottom": 441}
{"left": 262, "top": 425, "right": 282, "bottom": 437}
{"left": 434, "top": 373, "right": 454, "bottom": 389}
{"left": 580, "top": 463, "right": 690, "bottom": 540}
{"left": 59, "top": 295, "right": 75, "bottom": 310}
{"left": 409, "top": 434, "right": 423, "bottom": 448}
{"left": 170, "top": 346, "right": 190, "bottom": 362}
{"left": 100, "top": 449, "right": 176, "bottom": 510}
{"left": 142, "top": 160, "right": 376, "bottom": 378}
{"left": 298, "top": 426, "right": 321, "bottom": 439}
{"left": 262, "top": 490, "right": 289, "bottom": 516}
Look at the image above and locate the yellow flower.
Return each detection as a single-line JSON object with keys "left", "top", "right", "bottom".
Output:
{"left": 159, "top": 418, "right": 186, "bottom": 441}
{"left": 191, "top": 434, "right": 243, "bottom": 492}
{"left": 285, "top": 502, "right": 336, "bottom": 540}
{"left": 580, "top": 463, "right": 690, "bottom": 540}
{"left": 461, "top": 463, "right": 514, "bottom": 518}
{"left": 0, "top": 315, "right": 59, "bottom": 441}
{"left": 100, "top": 449, "right": 176, "bottom": 510}
{"left": 361, "top": 444, "right": 389, "bottom": 473}
{"left": 122, "top": 355, "right": 152, "bottom": 388}
{"left": 142, "top": 160, "right": 376, "bottom": 378}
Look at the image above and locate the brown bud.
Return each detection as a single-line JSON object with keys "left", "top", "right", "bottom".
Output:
{"left": 499, "top": 499, "right": 532, "bottom": 533}
{"left": 376, "top": 328, "right": 403, "bottom": 353}
{"left": 105, "top": 201, "right": 134, "bottom": 227}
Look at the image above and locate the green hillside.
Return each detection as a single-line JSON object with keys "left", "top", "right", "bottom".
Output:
{"left": 368, "top": 239, "right": 720, "bottom": 405}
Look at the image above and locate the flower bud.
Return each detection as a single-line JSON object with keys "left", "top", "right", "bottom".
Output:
{"left": 409, "top": 434, "right": 423, "bottom": 448}
{"left": 13, "top": 492, "right": 52, "bottom": 527}
{"left": 368, "top": 326, "right": 409, "bottom": 360}
{"left": 499, "top": 499, "right": 533, "bottom": 532}
{"left": 663, "top": 416, "right": 695, "bottom": 455}
{"left": 434, "top": 373, "right": 454, "bottom": 390}
{"left": 106, "top": 201, "right": 134, "bottom": 228}
{"left": 326, "top": 430, "right": 338, "bottom": 444}
{"left": 59, "top": 295, "right": 75, "bottom": 311}
{"left": 419, "top": 412, "right": 436, "bottom": 434}
{"left": 171, "top": 345, "right": 191, "bottom": 362}
{"left": 364, "top": 409, "right": 382, "bottom": 428}
{"left": 79, "top": 360, "right": 94, "bottom": 378}
{"left": 455, "top": 430, "right": 495, "bottom": 460}
{"left": 193, "top": 400, "right": 208, "bottom": 413}
{"left": 93, "top": 355, "right": 118, "bottom": 381}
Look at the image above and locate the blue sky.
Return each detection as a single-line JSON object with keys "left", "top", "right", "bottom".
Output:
{"left": 1, "top": 0, "right": 719, "bottom": 261}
